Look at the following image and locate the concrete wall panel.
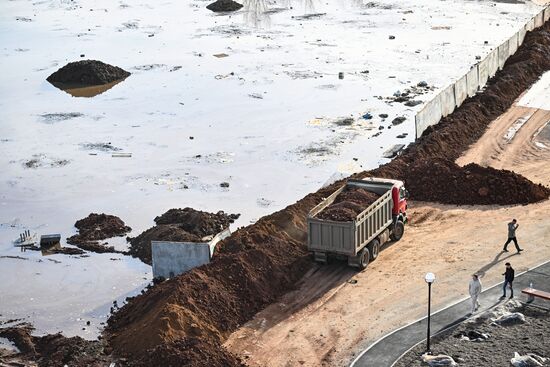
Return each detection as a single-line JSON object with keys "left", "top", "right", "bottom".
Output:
{"left": 415, "top": 94, "right": 442, "bottom": 139}
{"left": 478, "top": 56, "right": 490, "bottom": 87}
{"left": 487, "top": 49, "right": 499, "bottom": 78}
{"left": 454, "top": 74, "right": 468, "bottom": 107}
{"left": 440, "top": 84, "right": 456, "bottom": 117}
{"left": 535, "top": 10, "right": 544, "bottom": 28}
{"left": 498, "top": 42, "right": 509, "bottom": 70}
{"left": 508, "top": 33, "right": 518, "bottom": 56}
{"left": 466, "top": 66, "right": 479, "bottom": 97}
{"left": 526, "top": 17, "right": 535, "bottom": 31}
{"left": 518, "top": 27, "right": 527, "bottom": 46}
{"left": 152, "top": 241, "right": 211, "bottom": 279}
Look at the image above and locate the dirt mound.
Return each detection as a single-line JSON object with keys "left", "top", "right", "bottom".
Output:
{"left": 206, "top": 0, "right": 243, "bottom": 12}
{"left": 127, "top": 224, "right": 202, "bottom": 264}
{"left": 127, "top": 208, "right": 238, "bottom": 264}
{"left": 126, "top": 337, "right": 244, "bottom": 367}
{"left": 104, "top": 22, "right": 550, "bottom": 365}
{"left": 317, "top": 187, "right": 380, "bottom": 221}
{"left": 0, "top": 325, "right": 111, "bottom": 367}
{"left": 154, "top": 208, "right": 239, "bottom": 237}
{"left": 47, "top": 60, "right": 130, "bottom": 86}
{"left": 400, "top": 159, "right": 550, "bottom": 205}
{"left": 66, "top": 213, "right": 131, "bottom": 254}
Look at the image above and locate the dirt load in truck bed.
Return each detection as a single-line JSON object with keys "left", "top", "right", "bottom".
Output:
{"left": 316, "top": 187, "right": 381, "bottom": 221}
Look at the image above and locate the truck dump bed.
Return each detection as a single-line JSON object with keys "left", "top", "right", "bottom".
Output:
{"left": 307, "top": 179, "right": 394, "bottom": 257}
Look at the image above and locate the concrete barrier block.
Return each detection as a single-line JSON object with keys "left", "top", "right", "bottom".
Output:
{"left": 535, "top": 10, "right": 544, "bottom": 28}
{"left": 440, "top": 84, "right": 456, "bottom": 117}
{"left": 508, "top": 33, "right": 518, "bottom": 56}
{"left": 478, "top": 57, "right": 490, "bottom": 87}
{"left": 466, "top": 66, "right": 479, "bottom": 97}
{"left": 518, "top": 27, "right": 527, "bottom": 46}
{"left": 526, "top": 17, "right": 535, "bottom": 31}
{"left": 415, "top": 94, "right": 443, "bottom": 139}
{"left": 152, "top": 241, "right": 211, "bottom": 279}
{"left": 487, "top": 49, "right": 499, "bottom": 78}
{"left": 498, "top": 42, "right": 509, "bottom": 70}
{"left": 454, "top": 74, "right": 468, "bottom": 107}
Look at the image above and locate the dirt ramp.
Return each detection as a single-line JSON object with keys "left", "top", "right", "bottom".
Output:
{"left": 105, "top": 191, "right": 334, "bottom": 358}
{"left": 47, "top": 60, "right": 130, "bottom": 86}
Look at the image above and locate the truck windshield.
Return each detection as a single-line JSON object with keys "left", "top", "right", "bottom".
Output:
{"left": 399, "top": 187, "right": 406, "bottom": 199}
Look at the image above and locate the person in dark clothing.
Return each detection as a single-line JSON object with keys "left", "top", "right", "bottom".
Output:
{"left": 503, "top": 219, "right": 523, "bottom": 253}
{"left": 500, "top": 262, "right": 515, "bottom": 299}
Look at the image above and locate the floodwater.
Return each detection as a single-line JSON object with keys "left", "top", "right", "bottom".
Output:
{"left": 0, "top": 0, "right": 543, "bottom": 338}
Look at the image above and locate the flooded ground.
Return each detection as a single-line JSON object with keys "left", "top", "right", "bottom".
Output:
{"left": 0, "top": 0, "right": 544, "bottom": 339}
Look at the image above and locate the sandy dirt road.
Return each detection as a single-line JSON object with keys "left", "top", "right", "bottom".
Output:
{"left": 225, "top": 101, "right": 550, "bottom": 366}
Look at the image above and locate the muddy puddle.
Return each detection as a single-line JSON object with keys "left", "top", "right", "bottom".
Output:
{"left": 0, "top": 0, "right": 545, "bottom": 339}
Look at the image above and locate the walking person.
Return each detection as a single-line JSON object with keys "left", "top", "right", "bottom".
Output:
{"left": 468, "top": 274, "right": 482, "bottom": 314}
{"left": 503, "top": 219, "right": 523, "bottom": 253}
{"left": 501, "top": 262, "right": 515, "bottom": 299}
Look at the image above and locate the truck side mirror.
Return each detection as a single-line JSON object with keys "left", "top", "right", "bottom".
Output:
{"left": 405, "top": 190, "right": 410, "bottom": 199}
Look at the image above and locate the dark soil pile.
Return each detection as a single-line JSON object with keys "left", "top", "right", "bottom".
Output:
{"left": 127, "top": 224, "right": 202, "bottom": 265}
{"left": 66, "top": 213, "right": 131, "bottom": 254}
{"left": 47, "top": 60, "right": 130, "bottom": 86}
{"left": 206, "top": 0, "right": 243, "bottom": 12}
{"left": 394, "top": 305, "right": 550, "bottom": 367}
{"left": 0, "top": 324, "right": 112, "bottom": 367}
{"left": 126, "top": 337, "right": 244, "bottom": 367}
{"left": 104, "top": 22, "right": 550, "bottom": 365}
{"left": 317, "top": 187, "right": 380, "bottom": 221}
{"left": 396, "top": 158, "right": 550, "bottom": 205}
{"left": 127, "top": 208, "right": 239, "bottom": 265}
{"left": 154, "top": 208, "right": 239, "bottom": 237}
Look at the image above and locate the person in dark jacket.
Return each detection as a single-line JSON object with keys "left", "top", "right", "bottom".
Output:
{"left": 503, "top": 219, "right": 523, "bottom": 253}
{"left": 501, "top": 262, "right": 515, "bottom": 299}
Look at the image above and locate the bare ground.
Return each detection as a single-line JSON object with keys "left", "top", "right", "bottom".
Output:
{"left": 224, "top": 102, "right": 550, "bottom": 366}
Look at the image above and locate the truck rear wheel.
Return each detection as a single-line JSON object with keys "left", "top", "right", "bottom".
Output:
{"left": 368, "top": 239, "right": 380, "bottom": 261}
{"left": 390, "top": 220, "right": 405, "bottom": 241}
{"left": 358, "top": 247, "right": 370, "bottom": 270}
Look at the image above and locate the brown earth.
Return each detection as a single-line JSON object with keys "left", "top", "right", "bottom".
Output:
{"left": 317, "top": 187, "right": 380, "bottom": 221}
{"left": 46, "top": 60, "right": 130, "bottom": 87}
{"left": 103, "top": 22, "right": 550, "bottom": 366}
{"left": 66, "top": 213, "right": 131, "bottom": 254}
{"left": 127, "top": 208, "right": 239, "bottom": 264}
{"left": 0, "top": 324, "right": 112, "bottom": 367}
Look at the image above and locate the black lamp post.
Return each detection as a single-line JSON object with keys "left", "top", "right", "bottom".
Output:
{"left": 424, "top": 272, "right": 436, "bottom": 354}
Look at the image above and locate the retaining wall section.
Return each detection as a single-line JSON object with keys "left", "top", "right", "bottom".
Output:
{"left": 415, "top": 6, "right": 549, "bottom": 139}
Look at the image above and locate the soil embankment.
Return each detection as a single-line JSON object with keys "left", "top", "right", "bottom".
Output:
{"left": 103, "top": 22, "right": 550, "bottom": 365}
{"left": 127, "top": 208, "right": 239, "bottom": 264}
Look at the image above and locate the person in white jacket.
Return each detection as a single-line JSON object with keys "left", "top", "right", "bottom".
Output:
{"left": 468, "top": 274, "right": 482, "bottom": 314}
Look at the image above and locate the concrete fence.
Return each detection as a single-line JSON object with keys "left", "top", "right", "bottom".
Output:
{"left": 415, "top": 6, "right": 549, "bottom": 139}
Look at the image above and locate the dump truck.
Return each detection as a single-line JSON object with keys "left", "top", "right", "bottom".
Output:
{"left": 307, "top": 178, "right": 408, "bottom": 269}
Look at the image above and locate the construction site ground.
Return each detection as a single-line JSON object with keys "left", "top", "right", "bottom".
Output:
{"left": 225, "top": 92, "right": 550, "bottom": 366}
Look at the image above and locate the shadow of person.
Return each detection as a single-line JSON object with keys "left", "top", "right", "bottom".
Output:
{"left": 475, "top": 250, "right": 515, "bottom": 278}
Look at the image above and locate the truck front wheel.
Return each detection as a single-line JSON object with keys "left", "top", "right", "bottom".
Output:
{"left": 359, "top": 247, "right": 370, "bottom": 270}
{"left": 390, "top": 220, "right": 405, "bottom": 241}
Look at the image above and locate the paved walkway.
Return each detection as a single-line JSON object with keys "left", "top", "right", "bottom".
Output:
{"left": 350, "top": 260, "right": 550, "bottom": 367}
